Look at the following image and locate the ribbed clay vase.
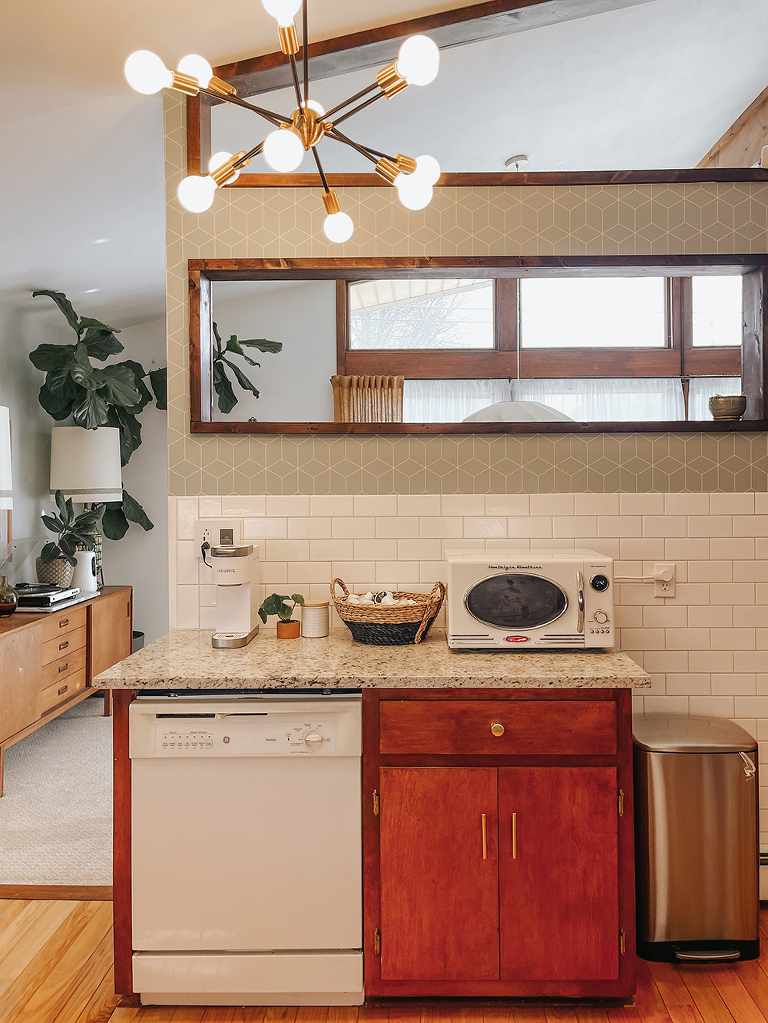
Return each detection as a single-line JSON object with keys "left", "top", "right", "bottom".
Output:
{"left": 36, "top": 557, "right": 74, "bottom": 587}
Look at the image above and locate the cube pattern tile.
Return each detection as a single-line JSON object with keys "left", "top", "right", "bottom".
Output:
{"left": 165, "top": 94, "right": 768, "bottom": 497}
{"left": 170, "top": 491, "right": 768, "bottom": 844}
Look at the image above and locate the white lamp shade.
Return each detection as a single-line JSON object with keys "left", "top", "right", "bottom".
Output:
{"left": 0, "top": 406, "right": 12, "bottom": 510}
{"left": 50, "top": 427, "right": 123, "bottom": 503}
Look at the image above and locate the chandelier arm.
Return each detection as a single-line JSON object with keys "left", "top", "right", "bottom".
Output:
{"left": 201, "top": 89, "right": 291, "bottom": 128}
{"left": 302, "top": 0, "right": 309, "bottom": 108}
{"left": 323, "top": 84, "right": 380, "bottom": 121}
{"left": 288, "top": 54, "right": 304, "bottom": 113}
{"left": 326, "top": 128, "right": 391, "bottom": 166}
{"left": 233, "top": 140, "right": 265, "bottom": 169}
{"left": 310, "top": 147, "right": 330, "bottom": 194}
{"left": 331, "top": 91, "right": 387, "bottom": 127}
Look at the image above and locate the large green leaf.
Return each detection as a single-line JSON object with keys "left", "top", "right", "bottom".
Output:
{"left": 97, "top": 363, "right": 142, "bottom": 407}
{"left": 122, "top": 489, "right": 154, "bottom": 531}
{"left": 33, "top": 290, "right": 80, "bottom": 333}
{"left": 78, "top": 315, "right": 120, "bottom": 334}
{"left": 220, "top": 356, "right": 260, "bottom": 398}
{"left": 224, "top": 336, "right": 261, "bottom": 368}
{"left": 149, "top": 368, "right": 167, "bottom": 410}
{"left": 55, "top": 489, "right": 70, "bottom": 521}
{"left": 212, "top": 321, "right": 224, "bottom": 357}
{"left": 110, "top": 406, "right": 143, "bottom": 465}
{"left": 237, "top": 337, "right": 283, "bottom": 354}
{"left": 102, "top": 504, "right": 130, "bottom": 540}
{"left": 29, "top": 344, "right": 76, "bottom": 372}
{"left": 113, "top": 360, "right": 152, "bottom": 414}
{"left": 69, "top": 343, "right": 96, "bottom": 388}
{"left": 212, "top": 360, "right": 238, "bottom": 414}
{"left": 81, "top": 327, "right": 124, "bottom": 360}
{"left": 41, "top": 513, "right": 64, "bottom": 534}
{"left": 71, "top": 389, "right": 109, "bottom": 429}
{"left": 39, "top": 383, "right": 74, "bottom": 419}
{"left": 41, "top": 541, "right": 66, "bottom": 565}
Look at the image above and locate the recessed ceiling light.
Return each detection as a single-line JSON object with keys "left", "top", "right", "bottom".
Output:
{"left": 93, "top": 238, "right": 109, "bottom": 244}
{"left": 84, "top": 288, "right": 99, "bottom": 293}
{"left": 504, "top": 155, "right": 529, "bottom": 172}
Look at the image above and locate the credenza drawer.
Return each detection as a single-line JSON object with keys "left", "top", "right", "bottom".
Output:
{"left": 379, "top": 700, "right": 618, "bottom": 756}
{"left": 42, "top": 625, "right": 87, "bottom": 666}
{"left": 41, "top": 607, "right": 88, "bottom": 645}
{"left": 41, "top": 645, "right": 88, "bottom": 691}
{"left": 41, "top": 669, "right": 87, "bottom": 714}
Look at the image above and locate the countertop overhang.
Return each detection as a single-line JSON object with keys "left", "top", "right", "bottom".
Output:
{"left": 92, "top": 629, "right": 650, "bottom": 690}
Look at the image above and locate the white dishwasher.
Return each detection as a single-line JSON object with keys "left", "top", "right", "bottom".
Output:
{"left": 129, "top": 691, "right": 363, "bottom": 1006}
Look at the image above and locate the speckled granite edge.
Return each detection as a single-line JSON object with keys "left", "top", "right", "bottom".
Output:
{"left": 93, "top": 629, "right": 650, "bottom": 690}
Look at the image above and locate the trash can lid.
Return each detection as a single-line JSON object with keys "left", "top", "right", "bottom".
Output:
{"left": 633, "top": 714, "right": 757, "bottom": 753}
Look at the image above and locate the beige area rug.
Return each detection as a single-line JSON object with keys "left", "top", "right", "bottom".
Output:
{"left": 0, "top": 697, "right": 112, "bottom": 885}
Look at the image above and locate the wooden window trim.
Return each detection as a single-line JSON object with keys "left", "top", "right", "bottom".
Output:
{"left": 189, "top": 255, "right": 768, "bottom": 434}
{"left": 679, "top": 276, "right": 742, "bottom": 376}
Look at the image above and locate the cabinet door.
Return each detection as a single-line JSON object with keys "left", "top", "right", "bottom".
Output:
{"left": 499, "top": 767, "right": 619, "bottom": 981}
{"left": 90, "top": 589, "right": 132, "bottom": 679}
{"left": 379, "top": 767, "right": 499, "bottom": 981}
{"left": 0, "top": 626, "right": 42, "bottom": 742}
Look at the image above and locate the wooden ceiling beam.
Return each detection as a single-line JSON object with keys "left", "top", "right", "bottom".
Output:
{"left": 214, "top": 0, "right": 658, "bottom": 99}
{"left": 698, "top": 85, "right": 768, "bottom": 168}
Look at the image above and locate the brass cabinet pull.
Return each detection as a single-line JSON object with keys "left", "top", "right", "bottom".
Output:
{"left": 58, "top": 663, "right": 69, "bottom": 673}
{"left": 58, "top": 640, "right": 69, "bottom": 651}
{"left": 491, "top": 722, "right": 504, "bottom": 737}
{"left": 512, "top": 812, "right": 517, "bottom": 859}
{"left": 59, "top": 618, "right": 69, "bottom": 629}
{"left": 481, "top": 813, "right": 487, "bottom": 859}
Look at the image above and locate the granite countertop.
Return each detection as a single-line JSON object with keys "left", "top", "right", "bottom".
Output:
{"left": 92, "top": 629, "right": 650, "bottom": 690}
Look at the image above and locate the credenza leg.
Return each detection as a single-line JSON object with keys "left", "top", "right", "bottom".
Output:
{"left": 103, "top": 690, "right": 113, "bottom": 717}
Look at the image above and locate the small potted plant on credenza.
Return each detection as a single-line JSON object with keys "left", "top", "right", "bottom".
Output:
{"left": 258, "top": 592, "right": 305, "bottom": 638}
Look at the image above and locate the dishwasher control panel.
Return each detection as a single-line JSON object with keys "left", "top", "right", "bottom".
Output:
{"left": 154, "top": 718, "right": 336, "bottom": 756}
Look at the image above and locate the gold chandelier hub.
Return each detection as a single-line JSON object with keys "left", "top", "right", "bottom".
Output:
{"left": 290, "top": 107, "right": 327, "bottom": 150}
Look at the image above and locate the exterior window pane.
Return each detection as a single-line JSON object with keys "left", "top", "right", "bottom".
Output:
{"left": 692, "top": 276, "right": 742, "bottom": 347}
{"left": 349, "top": 279, "right": 494, "bottom": 350}
{"left": 688, "top": 376, "right": 742, "bottom": 420}
{"left": 520, "top": 278, "right": 666, "bottom": 348}
{"left": 510, "top": 378, "right": 684, "bottom": 422}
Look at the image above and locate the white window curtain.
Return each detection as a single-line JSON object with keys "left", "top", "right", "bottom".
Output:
{"left": 403, "top": 379, "right": 511, "bottom": 423}
{"left": 688, "top": 377, "right": 742, "bottom": 421}
{"left": 510, "top": 378, "right": 685, "bottom": 422}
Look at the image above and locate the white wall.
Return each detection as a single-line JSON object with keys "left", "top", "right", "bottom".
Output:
{"left": 101, "top": 317, "right": 169, "bottom": 645}
{"left": 211, "top": 280, "right": 337, "bottom": 423}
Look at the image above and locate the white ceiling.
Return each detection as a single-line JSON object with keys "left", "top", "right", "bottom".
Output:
{"left": 1, "top": 0, "right": 766, "bottom": 328}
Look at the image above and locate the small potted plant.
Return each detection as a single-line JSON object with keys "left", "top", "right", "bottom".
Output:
{"left": 38, "top": 490, "right": 104, "bottom": 586}
{"left": 258, "top": 592, "right": 305, "bottom": 638}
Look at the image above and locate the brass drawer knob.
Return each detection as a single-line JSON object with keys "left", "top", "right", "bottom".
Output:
{"left": 491, "top": 722, "right": 504, "bottom": 737}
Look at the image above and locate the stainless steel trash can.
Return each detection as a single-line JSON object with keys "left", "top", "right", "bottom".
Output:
{"left": 634, "top": 714, "right": 759, "bottom": 962}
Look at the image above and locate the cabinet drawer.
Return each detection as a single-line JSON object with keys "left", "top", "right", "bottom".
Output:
{"left": 41, "top": 607, "right": 87, "bottom": 645}
{"left": 41, "top": 645, "right": 88, "bottom": 691}
{"left": 379, "top": 700, "right": 617, "bottom": 756}
{"left": 42, "top": 625, "right": 87, "bottom": 666}
{"left": 41, "top": 669, "right": 87, "bottom": 714}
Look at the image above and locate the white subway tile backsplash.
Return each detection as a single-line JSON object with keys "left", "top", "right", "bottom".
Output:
{"left": 688, "top": 561, "right": 732, "bottom": 583}
{"left": 311, "top": 539, "right": 355, "bottom": 562}
{"left": 599, "top": 516, "right": 642, "bottom": 538}
{"left": 733, "top": 561, "right": 768, "bottom": 582}
{"left": 664, "top": 628, "right": 710, "bottom": 650}
{"left": 399, "top": 538, "right": 442, "bottom": 561}
{"left": 688, "top": 605, "right": 734, "bottom": 628}
{"left": 398, "top": 495, "right": 441, "bottom": 516}
{"left": 619, "top": 494, "right": 665, "bottom": 516}
{"left": 553, "top": 516, "right": 597, "bottom": 539}
{"left": 712, "top": 674, "right": 757, "bottom": 695}
{"left": 176, "top": 497, "right": 199, "bottom": 541}
{"left": 665, "top": 494, "right": 709, "bottom": 516}
{"left": 643, "top": 516, "right": 687, "bottom": 538}
{"left": 689, "top": 697, "right": 736, "bottom": 717}
{"left": 509, "top": 516, "right": 552, "bottom": 539}
{"left": 690, "top": 650, "right": 733, "bottom": 673}
{"left": 529, "top": 494, "right": 575, "bottom": 516}
{"left": 619, "top": 538, "right": 666, "bottom": 561}
{"left": 688, "top": 515, "right": 733, "bottom": 538}
{"left": 710, "top": 583, "right": 755, "bottom": 606}
{"left": 485, "top": 495, "right": 530, "bottom": 516}
{"left": 198, "top": 496, "right": 222, "bottom": 517}
{"left": 264, "top": 540, "right": 310, "bottom": 562}
{"left": 666, "top": 674, "right": 711, "bottom": 696}
{"left": 575, "top": 493, "right": 619, "bottom": 516}
{"left": 464, "top": 517, "right": 507, "bottom": 539}
{"left": 664, "top": 538, "right": 709, "bottom": 561}
{"left": 222, "top": 495, "right": 265, "bottom": 516}
{"left": 734, "top": 515, "right": 768, "bottom": 537}
{"left": 710, "top": 493, "right": 754, "bottom": 515}
{"left": 354, "top": 495, "right": 397, "bottom": 517}
{"left": 288, "top": 517, "right": 332, "bottom": 539}
{"left": 332, "top": 517, "right": 376, "bottom": 539}
{"left": 378, "top": 516, "right": 421, "bottom": 538}
{"left": 288, "top": 561, "right": 332, "bottom": 585}
{"left": 310, "top": 495, "right": 354, "bottom": 517}
{"left": 419, "top": 517, "right": 463, "bottom": 539}
{"left": 243, "top": 517, "right": 287, "bottom": 539}
{"left": 441, "top": 495, "right": 485, "bottom": 516}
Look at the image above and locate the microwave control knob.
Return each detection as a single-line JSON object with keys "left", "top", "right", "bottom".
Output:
{"left": 594, "top": 611, "right": 608, "bottom": 624}
{"left": 303, "top": 730, "right": 324, "bottom": 749}
{"left": 491, "top": 722, "right": 505, "bottom": 737}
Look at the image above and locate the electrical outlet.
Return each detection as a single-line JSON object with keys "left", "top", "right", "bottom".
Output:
{"left": 653, "top": 563, "right": 676, "bottom": 598}
{"left": 193, "top": 519, "right": 242, "bottom": 559}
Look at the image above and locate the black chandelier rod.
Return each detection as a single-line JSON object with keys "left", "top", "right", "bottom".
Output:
{"left": 302, "top": 0, "right": 309, "bottom": 107}
{"left": 232, "top": 140, "right": 265, "bottom": 170}
{"left": 326, "top": 127, "right": 395, "bottom": 166}
{"left": 202, "top": 89, "right": 290, "bottom": 128}
{"left": 288, "top": 54, "right": 304, "bottom": 112}
{"left": 323, "top": 83, "right": 379, "bottom": 121}
{"left": 331, "top": 90, "right": 386, "bottom": 127}
{"left": 311, "top": 147, "right": 330, "bottom": 193}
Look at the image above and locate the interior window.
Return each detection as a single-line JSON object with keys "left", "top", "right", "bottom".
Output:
{"left": 519, "top": 277, "right": 667, "bottom": 348}
{"left": 692, "top": 276, "right": 743, "bottom": 347}
{"left": 349, "top": 279, "right": 494, "bottom": 350}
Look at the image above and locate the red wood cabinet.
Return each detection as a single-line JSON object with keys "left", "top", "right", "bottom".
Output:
{"left": 364, "top": 689, "right": 636, "bottom": 1000}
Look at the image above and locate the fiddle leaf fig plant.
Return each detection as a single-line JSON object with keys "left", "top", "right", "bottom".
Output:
{"left": 258, "top": 592, "right": 305, "bottom": 624}
{"left": 29, "top": 290, "right": 167, "bottom": 539}
{"left": 212, "top": 321, "right": 282, "bottom": 415}
{"left": 41, "top": 490, "right": 104, "bottom": 568}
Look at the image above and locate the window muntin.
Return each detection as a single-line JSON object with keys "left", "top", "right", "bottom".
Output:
{"left": 349, "top": 278, "right": 494, "bottom": 350}
{"left": 692, "top": 276, "right": 742, "bottom": 347}
{"left": 519, "top": 277, "right": 667, "bottom": 349}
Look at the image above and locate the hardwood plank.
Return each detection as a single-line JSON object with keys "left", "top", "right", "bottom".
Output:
{"left": 74, "top": 964, "right": 120, "bottom": 1023}
{"left": 0, "top": 898, "right": 31, "bottom": 929}
{"left": 706, "top": 965, "right": 767, "bottom": 1023}
{"left": 169, "top": 1009, "right": 206, "bottom": 1022}
{"left": 679, "top": 967, "right": 739, "bottom": 1023}
{"left": 263, "top": 1011, "right": 298, "bottom": 1023}
{"left": 727, "top": 960, "right": 768, "bottom": 1017}
{"left": 512, "top": 1010, "right": 547, "bottom": 1023}
{"left": 48, "top": 925, "right": 115, "bottom": 1023}
{"left": 633, "top": 960, "right": 675, "bottom": 1023}
{"left": 0, "top": 899, "right": 76, "bottom": 976}
{"left": 649, "top": 962, "right": 700, "bottom": 1008}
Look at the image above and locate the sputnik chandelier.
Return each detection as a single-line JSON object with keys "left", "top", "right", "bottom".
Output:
{"left": 124, "top": 0, "right": 441, "bottom": 243}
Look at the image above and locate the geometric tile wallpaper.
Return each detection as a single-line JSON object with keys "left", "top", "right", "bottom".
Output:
{"left": 164, "top": 94, "right": 768, "bottom": 497}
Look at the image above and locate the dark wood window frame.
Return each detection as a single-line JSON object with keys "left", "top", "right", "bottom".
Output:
{"left": 189, "top": 255, "right": 768, "bottom": 435}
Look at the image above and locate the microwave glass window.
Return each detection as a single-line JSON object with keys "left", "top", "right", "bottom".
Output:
{"left": 464, "top": 575, "right": 568, "bottom": 630}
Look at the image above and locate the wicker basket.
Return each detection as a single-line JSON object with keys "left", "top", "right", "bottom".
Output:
{"left": 331, "top": 578, "right": 445, "bottom": 645}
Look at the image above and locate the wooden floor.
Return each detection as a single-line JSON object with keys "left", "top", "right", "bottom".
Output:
{"left": 1, "top": 900, "right": 767, "bottom": 1023}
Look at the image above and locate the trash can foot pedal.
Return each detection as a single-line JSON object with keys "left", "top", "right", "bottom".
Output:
{"left": 673, "top": 947, "right": 740, "bottom": 962}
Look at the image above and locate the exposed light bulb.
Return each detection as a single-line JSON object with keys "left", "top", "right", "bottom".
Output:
{"left": 262, "top": 0, "right": 302, "bottom": 27}
{"left": 208, "top": 150, "right": 240, "bottom": 183}
{"left": 324, "top": 211, "right": 354, "bottom": 243}
{"left": 396, "top": 176, "right": 433, "bottom": 211}
{"left": 177, "top": 175, "right": 217, "bottom": 213}
{"left": 124, "top": 50, "right": 173, "bottom": 95}
{"left": 263, "top": 128, "right": 304, "bottom": 172}
{"left": 306, "top": 100, "right": 325, "bottom": 116}
{"left": 396, "top": 35, "right": 440, "bottom": 87}
{"left": 415, "top": 155, "right": 441, "bottom": 185}
{"left": 177, "top": 53, "right": 214, "bottom": 88}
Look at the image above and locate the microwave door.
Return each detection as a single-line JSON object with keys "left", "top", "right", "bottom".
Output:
{"left": 463, "top": 573, "right": 569, "bottom": 632}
